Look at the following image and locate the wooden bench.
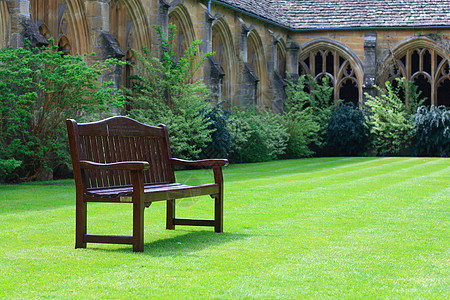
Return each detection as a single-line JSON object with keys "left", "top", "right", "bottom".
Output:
{"left": 66, "top": 116, "right": 228, "bottom": 252}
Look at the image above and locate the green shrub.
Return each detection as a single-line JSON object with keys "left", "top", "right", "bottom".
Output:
{"left": 0, "top": 158, "right": 22, "bottom": 182}
{"left": 201, "top": 101, "right": 231, "bottom": 159}
{"left": 283, "top": 110, "right": 319, "bottom": 158}
{"left": 283, "top": 75, "right": 336, "bottom": 157}
{"left": 227, "top": 107, "right": 288, "bottom": 163}
{"left": 0, "top": 40, "right": 123, "bottom": 182}
{"left": 126, "top": 24, "right": 213, "bottom": 159}
{"left": 413, "top": 105, "right": 450, "bottom": 157}
{"left": 364, "top": 78, "right": 424, "bottom": 156}
{"left": 326, "top": 103, "right": 369, "bottom": 156}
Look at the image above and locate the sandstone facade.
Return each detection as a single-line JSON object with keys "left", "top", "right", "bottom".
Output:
{"left": 1, "top": 0, "right": 449, "bottom": 110}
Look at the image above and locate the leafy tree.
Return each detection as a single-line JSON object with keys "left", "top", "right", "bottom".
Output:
{"left": 201, "top": 101, "right": 231, "bottom": 159}
{"left": 227, "top": 106, "right": 289, "bottom": 163}
{"left": 126, "top": 24, "right": 214, "bottom": 159}
{"left": 413, "top": 105, "right": 450, "bottom": 157}
{"left": 0, "top": 40, "right": 123, "bottom": 181}
{"left": 326, "top": 102, "right": 369, "bottom": 156}
{"left": 283, "top": 74, "right": 337, "bottom": 157}
{"left": 364, "top": 78, "right": 424, "bottom": 156}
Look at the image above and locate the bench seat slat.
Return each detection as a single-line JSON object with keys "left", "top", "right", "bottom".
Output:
{"left": 85, "top": 183, "right": 219, "bottom": 201}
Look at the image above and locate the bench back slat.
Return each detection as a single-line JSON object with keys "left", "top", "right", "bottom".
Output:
{"left": 67, "top": 116, "right": 174, "bottom": 190}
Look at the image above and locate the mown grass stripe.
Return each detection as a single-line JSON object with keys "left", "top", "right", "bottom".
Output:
{"left": 0, "top": 157, "right": 448, "bottom": 299}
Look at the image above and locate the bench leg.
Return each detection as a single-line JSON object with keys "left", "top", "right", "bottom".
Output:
{"left": 214, "top": 194, "right": 223, "bottom": 233}
{"left": 75, "top": 200, "right": 87, "bottom": 249}
{"left": 166, "top": 200, "right": 175, "bottom": 230}
{"left": 133, "top": 197, "right": 145, "bottom": 252}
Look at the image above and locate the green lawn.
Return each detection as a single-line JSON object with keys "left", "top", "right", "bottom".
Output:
{"left": 0, "top": 157, "right": 449, "bottom": 298}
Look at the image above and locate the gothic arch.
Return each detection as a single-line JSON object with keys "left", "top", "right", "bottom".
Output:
{"left": 30, "top": 0, "right": 90, "bottom": 55}
{"left": 247, "top": 29, "right": 269, "bottom": 109}
{"left": 0, "top": 1, "right": 9, "bottom": 48}
{"left": 118, "top": 0, "right": 151, "bottom": 51}
{"left": 65, "top": 0, "right": 90, "bottom": 54}
{"left": 380, "top": 37, "right": 450, "bottom": 107}
{"left": 110, "top": 0, "right": 151, "bottom": 55}
{"left": 299, "top": 38, "right": 364, "bottom": 105}
{"left": 212, "top": 17, "right": 238, "bottom": 104}
{"left": 110, "top": 0, "right": 152, "bottom": 88}
{"left": 168, "top": 3, "right": 196, "bottom": 60}
{"left": 276, "top": 38, "right": 287, "bottom": 77}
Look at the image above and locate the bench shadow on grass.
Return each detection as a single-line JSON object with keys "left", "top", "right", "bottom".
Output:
{"left": 90, "top": 231, "right": 249, "bottom": 256}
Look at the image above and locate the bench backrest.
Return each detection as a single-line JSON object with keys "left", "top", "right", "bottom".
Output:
{"left": 67, "top": 116, "right": 175, "bottom": 190}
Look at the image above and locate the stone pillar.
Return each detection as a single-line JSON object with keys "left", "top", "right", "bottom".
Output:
{"left": 286, "top": 39, "right": 300, "bottom": 78}
{"left": 269, "top": 31, "right": 286, "bottom": 113}
{"left": 363, "top": 33, "right": 377, "bottom": 102}
{"left": 7, "top": 0, "right": 46, "bottom": 47}
{"left": 200, "top": 4, "right": 214, "bottom": 54}
{"left": 206, "top": 56, "right": 225, "bottom": 102}
{"left": 85, "top": 0, "right": 111, "bottom": 58}
{"left": 200, "top": 4, "right": 216, "bottom": 99}
{"left": 238, "top": 19, "right": 249, "bottom": 63}
{"left": 85, "top": 0, "right": 124, "bottom": 77}
{"left": 85, "top": 0, "right": 124, "bottom": 115}
{"left": 236, "top": 21, "right": 258, "bottom": 107}
{"left": 153, "top": 0, "right": 170, "bottom": 57}
{"left": 240, "top": 63, "right": 259, "bottom": 107}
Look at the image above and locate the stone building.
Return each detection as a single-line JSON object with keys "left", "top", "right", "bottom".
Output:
{"left": 1, "top": 0, "right": 449, "bottom": 111}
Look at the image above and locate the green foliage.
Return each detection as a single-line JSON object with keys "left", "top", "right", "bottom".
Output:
{"left": 413, "top": 105, "right": 450, "bottom": 157}
{"left": 1, "top": 158, "right": 448, "bottom": 298}
{"left": 126, "top": 24, "right": 213, "bottom": 159}
{"left": 201, "top": 101, "right": 231, "bottom": 159}
{"left": 364, "top": 78, "right": 424, "bottom": 156}
{"left": 227, "top": 107, "right": 289, "bottom": 163}
{"left": 326, "top": 102, "right": 369, "bottom": 156}
{"left": 283, "top": 74, "right": 336, "bottom": 157}
{"left": 0, "top": 40, "right": 123, "bottom": 181}
{"left": 0, "top": 158, "right": 22, "bottom": 182}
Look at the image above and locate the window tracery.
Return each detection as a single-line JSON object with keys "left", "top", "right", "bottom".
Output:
{"left": 247, "top": 30, "right": 266, "bottom": 107}
{"left": 212, "top": 27, "right": 228, "bottom": 101}
{"left": 30, "top": 0, "right": 72, "bottom": 54}
{"left": 110, "top": 0, "right": 136, "bottom": 88}
{"left": 299, "top": 48, "right": 360, "bottom": 105}
{"left": 386, "top": 42, "right": 450, "bottom": 107}
{"left": 276, "top": 42, "right": 286, "bottom": 78}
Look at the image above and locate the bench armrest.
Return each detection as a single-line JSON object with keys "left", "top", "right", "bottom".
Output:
{"left": 169, "top": 158, "right": 229, "bottom": 167}
{"left": 79, "top": 160, "right": 150, "bottom": 171}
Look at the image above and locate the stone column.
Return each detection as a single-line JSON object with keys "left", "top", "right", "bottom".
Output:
{"left": 153, "top": 0, "right": 170, "bottom": 57}
{"left": 286, "top": 39, "right": 300, "bottom": 78}
{"left": 236, "top": 21, "right": 258, "bottom": 107}
{"left": 7, "top": 0, "right": 46, "bottom": 47}
{"left": 200, "top": 4, "right": 214, "bottom": 54}
{"left": 270, "top": 34, "right": 286, "bottom": 113}
{"left": 85, "top": 0, "right": 124, "bottom": 115}
{"left": 363, "top": 33, "right": 377, "bottom": 102}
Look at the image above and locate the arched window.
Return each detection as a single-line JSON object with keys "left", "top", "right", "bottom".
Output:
{"left": 276, "top": 41, "right": 287, "bottom": 78}
{"left": 58, "top": 35, "right": 71, "bottom": 55}
{"left": 299, "top": 45, "right": 362, "bottom": 105}
{"left": 384, "top": 38, "right": 450, "bottom": 107}
{"left": 0, "top": 1, "right": 9, "bottom": 48}
{"left": 211, "top": 18, "right": 237, "bottom": 105}
{"left": 169, "top": 16, "right": 187, "bottom": 60}
{"left": 31, "top": 0, "right": 72, "bottom": 54}
{"left": 212, "top": 26, "right": 228, "bottom": 101}
{"left": 30, "top": 0, "right": 90, "bottom": 54}
{"left": 110, "top": 0, "right": 137, "bottom": 88}
{"left": 30, "top": 0, "right": 92, "bottom": 54}
{"left": 168, "top": 4, "right": 195, "bottom": 62}
{"left": 247, "top": 30, "right": 268, "bottom": 108}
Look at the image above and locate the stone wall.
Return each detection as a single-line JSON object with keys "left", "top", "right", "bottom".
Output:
{"left": 0, "top": 0, "right": 449, "bottom": 109}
